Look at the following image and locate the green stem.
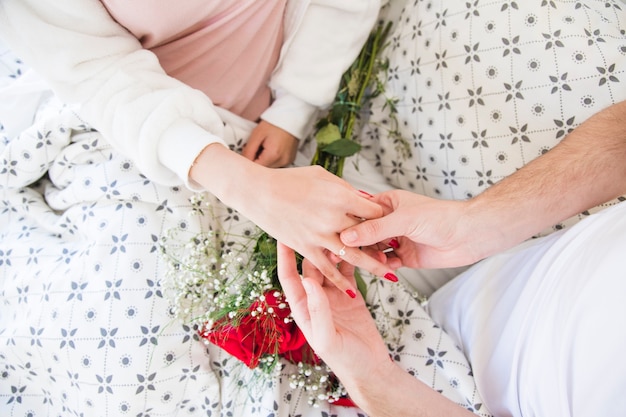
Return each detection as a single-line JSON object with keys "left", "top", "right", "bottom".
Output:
{"left": 312, "top": 23, "right": 391, "bottom": 177}
{"left": 345, "top": 23, "right": 391, "bottom": 141}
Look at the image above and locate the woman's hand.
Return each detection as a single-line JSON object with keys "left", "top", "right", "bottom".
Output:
{"left": 241, "top": 120, "right": 298, "bottom": 168}
{"left": 276, "top": 243, "right": 392, "bottom": 384}
{"left": 277, "top": 243, "right": 476, "bottom": 417}
{"left": 190, "top": 144, "right": 395, "bottom": 297}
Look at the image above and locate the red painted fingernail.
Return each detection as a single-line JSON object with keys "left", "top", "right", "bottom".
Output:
{"left": 358, "top": 189, "right": 374, "bottom": 198}
{"left": 345, "top": 289, "right": 357, "bottom": 298}
{"left": 388, "top": 239, "right": 400, "bottom": 249}
{"left": 384, "top": 273, "right": 399, "bottom": 283}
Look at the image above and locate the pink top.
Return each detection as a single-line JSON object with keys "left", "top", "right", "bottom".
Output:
{"left": 101, "top": 0, "right": 286, "bottom": 121}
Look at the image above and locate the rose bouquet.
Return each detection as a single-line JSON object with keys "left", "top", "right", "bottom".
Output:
{"left": 160, "top": 23, "right": 391, "bottom": 407}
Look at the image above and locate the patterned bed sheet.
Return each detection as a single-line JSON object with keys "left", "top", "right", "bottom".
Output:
{"left": 0, "top": 38, "right": 487, "bottom": 417}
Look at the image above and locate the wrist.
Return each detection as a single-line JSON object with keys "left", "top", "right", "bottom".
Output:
{"left": 158, "top": 120, "right": 223, "bottom": 190}
{"left": 337, "top": 357, "right": 397, "bottom": 412}
{"left": 341, "top": 359, "right": 476, "bottom": 417}
{"left": 463, "top": 191, "right": 538, "bottom": 260}
{"left": 261, "top": 90, "right": 318, "bottom": 140}
{"left": 189, "top": 143, "right": 269, "bottom": 210}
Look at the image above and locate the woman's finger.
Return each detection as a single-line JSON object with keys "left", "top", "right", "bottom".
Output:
{"left": 307, "top": 250, "right": 359, "bottom": 299}
{"left": 301, "top": 258, "right": 326, "bottom": 287}
{"left": 337, "top": 245, "right": 399, "bottom": 284}
{"left": 300, "top": 277, "right": 337, "bottom": 354}
{"left": 345, "top": 189, "right": 384, "bottom": 221}
{"left": 276, "top": 243, "right": 311, "bottom": 327}
{"left": 241, "top": 133, "right": 263, "bottom": 161}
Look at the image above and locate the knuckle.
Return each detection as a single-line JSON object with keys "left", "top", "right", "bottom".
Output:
{"left": 359, "top": 219, "right": 381, "bottom": 237}
{"left": 340, "top": 250, "right": 359, "bottom": 265}
{"left": 318, "top": 263, "right": 336, "bottom": 278}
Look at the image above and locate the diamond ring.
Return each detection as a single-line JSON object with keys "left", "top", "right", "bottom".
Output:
{"left": 338, "top": 246, "right": 346, "bottom": 257}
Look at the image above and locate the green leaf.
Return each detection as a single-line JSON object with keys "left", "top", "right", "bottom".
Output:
{"left": 329, "top": 102, "right": 353, "bottom": 123}
{"left": 354, "top": 269, "right": 367, "bottom": 299}
{"left": 320, "top": 138, "right": 361, "bottom": 157}
{"left": 258, "top": 240, "right": 275, "bottom": 256}
{"left": 315, "top": 123, "right": 341, "bottom": 146}
{"left": 255, "top": 233, "right": 277, "bottom": 262}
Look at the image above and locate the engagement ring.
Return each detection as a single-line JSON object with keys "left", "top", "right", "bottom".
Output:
{"left": 338, "top": 246, "right": 346, "bottom": 257}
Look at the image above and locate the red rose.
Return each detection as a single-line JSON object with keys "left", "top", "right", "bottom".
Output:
{"left": 201, "top": 290, "right": 312, "bottom": 368}
{"left": 283, "top": 341, "right": 321, "bottom": 365}
{"left": 331, "top": 396, "right": 357, "bottom": 407}
{"left": 199, "top": 290, "right": 356, "bottom": 408}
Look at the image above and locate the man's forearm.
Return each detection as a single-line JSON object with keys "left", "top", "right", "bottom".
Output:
{"left": 464, "top": 100, "right": 626, "bottom": 257}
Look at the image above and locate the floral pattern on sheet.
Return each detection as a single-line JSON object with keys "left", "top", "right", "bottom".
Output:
{"left": 4, "top": 0, "right": 625, "bottom": 414}
{"left": 359, "top": 0, "right": 626, "bottom": 234}
{"left": 0, "top": 44, "right": 488, "bottom": 417}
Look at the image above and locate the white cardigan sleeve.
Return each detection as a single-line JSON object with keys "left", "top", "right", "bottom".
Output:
{"left": 0, "top": 0, "right": 381, "bottom": 185}
{"left": 0, "top": 0, "right": 224, "bottom": 187}
{"left": 261, "top": 0, "right": 382, "bottom": 140}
